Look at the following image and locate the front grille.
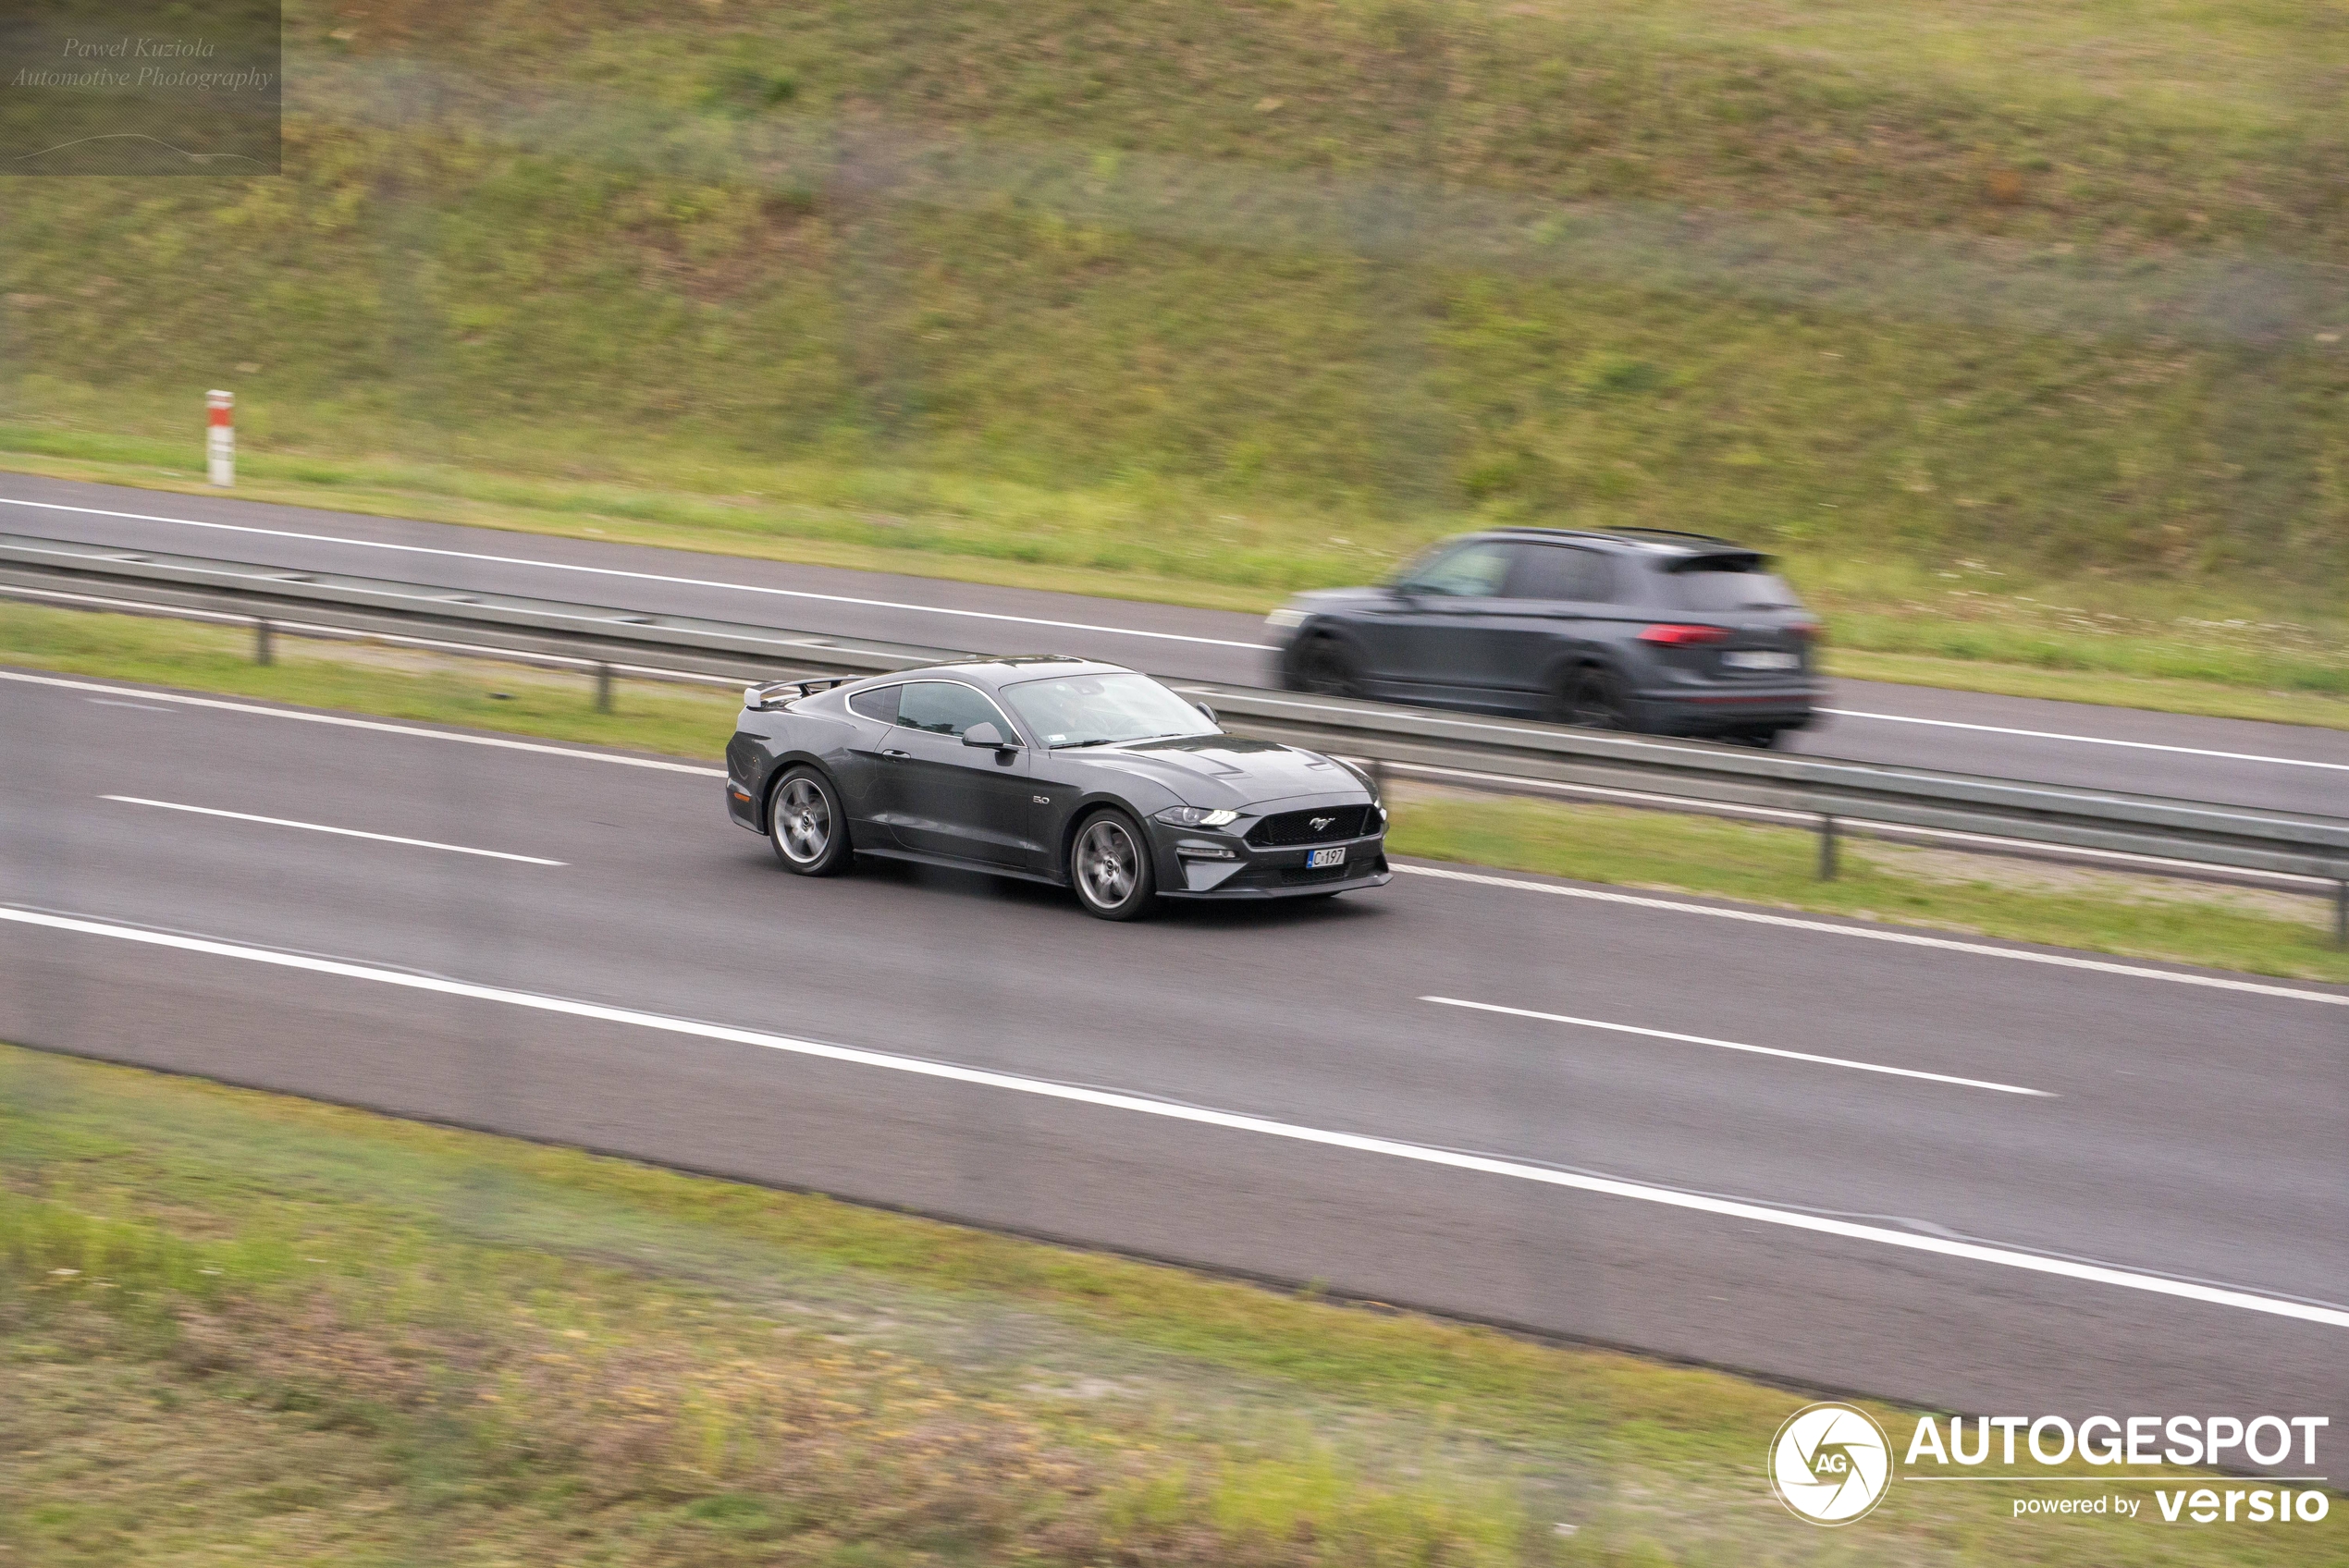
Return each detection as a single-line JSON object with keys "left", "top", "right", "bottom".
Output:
{"left": 1279, "top": 863, "right": 1355, "bottom": 885}
{"left": 1249, "top": 805, "right": 1372, "bottom": 847}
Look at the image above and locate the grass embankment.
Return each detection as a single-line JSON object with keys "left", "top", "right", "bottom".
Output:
{"left": 5, "top": 1045, "right": 2335, "bottom": 1567}
{"left": 6, "top": 598, "right": 2342, "bottom": 986}
{"left": 5, "top": 0, "right": 2346, "bottom": 708}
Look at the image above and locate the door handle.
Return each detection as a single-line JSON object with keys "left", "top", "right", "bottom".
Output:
{"left": 879, "top": 747, "right": 912, "bottom": 758}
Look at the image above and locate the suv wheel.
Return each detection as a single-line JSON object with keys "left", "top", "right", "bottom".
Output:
{"left": 1563, "top": 667, "right": 1630, "bottom": 730}
{"left": 1295, "top": 636, "right": 1362, "bottom": 699}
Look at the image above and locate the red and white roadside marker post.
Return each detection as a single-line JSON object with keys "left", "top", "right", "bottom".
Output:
{"left": 206, "top": 389, "right": 234, "bottom": 486}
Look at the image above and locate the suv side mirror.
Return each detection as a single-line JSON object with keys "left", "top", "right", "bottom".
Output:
{"left": 962, "top": 721, "right": 1019, "bottom": 751}
{"left": 1193, "top": 701, "right": 1217, "bottom": 724}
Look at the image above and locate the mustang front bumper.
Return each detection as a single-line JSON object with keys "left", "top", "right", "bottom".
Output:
{"left": 1155, "top": 830, "right": 1391, "bottom": 900}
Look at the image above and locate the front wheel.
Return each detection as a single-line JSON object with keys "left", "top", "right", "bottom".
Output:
{"left": 1070, "top": 810, "right": 1157, "bottom": 921}
{"left": 1293, "top": 635, "right": 1363, "bottom": 699}
{"left": 769, "top": 766, "right": 853, "bottom": 876}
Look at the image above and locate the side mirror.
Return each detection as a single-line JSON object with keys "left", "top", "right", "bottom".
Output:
{"left": 962, "top": 721, "right": 1019, "bottom": 751}
{"left": 1193, "top": 701, "right": 1217, "bottom": 725}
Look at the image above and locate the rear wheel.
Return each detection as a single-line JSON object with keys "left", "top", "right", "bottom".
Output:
{"left": 769, "top": 766, "right": 852, "bottom": 876}
{"left": 1294, "top": 635, "right": 1362, "bottom": 699}
{"left": 1562, "top": 667, "right": 1630, "bottom": 730}
{"left": 1070, "top": 810, "right": 1156, "bottom": 921}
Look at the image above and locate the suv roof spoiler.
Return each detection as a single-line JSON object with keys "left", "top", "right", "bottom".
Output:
{"left": 1663, "top": 549, "right": 1772, "bottom": 571}
{"left": 743, "top": 675, "right": 855, "bottom": 712}
{"left": 1592, "top": 526, "right": 1740, "bottom": 546}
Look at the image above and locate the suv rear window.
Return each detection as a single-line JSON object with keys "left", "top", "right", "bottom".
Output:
{"left": 1667, "top": 557, "right": 1801, "bottom": 611}
{"left": 1505, "top": 545, "right": 1615, "bottom": 603}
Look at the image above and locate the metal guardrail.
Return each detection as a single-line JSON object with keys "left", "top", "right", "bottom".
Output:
{"left": 5, "top": 532, "right": 2347, "bottom": 929}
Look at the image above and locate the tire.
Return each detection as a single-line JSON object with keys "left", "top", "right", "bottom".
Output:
{"left": 1294, "top": 635, "right": 1362, "bottom": 699}
{"left": 1069, "top": 809, "right": 1157, "bottom": 921}
{"left": 1562, "top": 666, "right": 1630, "bottom": 730}
{"left": 768, "top": 766, "right": 853, "bottom": 876}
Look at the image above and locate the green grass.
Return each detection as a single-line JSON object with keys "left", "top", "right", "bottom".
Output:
{"left": 5, "top": 1043, "right": 2340, "bottom": 1566}
{"left": 1384, "top": 788, "right": 2349, "bottom": 986}
{"left": 5, "top": 596, "right": 2341, "bottom": 986}
{"left": 3, "top": 0, "right": 2345, "bottom": 707}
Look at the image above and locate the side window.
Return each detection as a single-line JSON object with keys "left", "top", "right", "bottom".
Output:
{"left": 1403, "top": 542, "right": 1514, "bottom": 597}
{"left": 1669, "top": 560, "right": 1801, "bottom": 610}
{"left": 846, "top": 684, "right": 901, "bottom": 723}
{"left": 895, "top": 680, "right": 1013, "bottom": 740}
{"left": 1504, "top": 546, "right": 1616, "bottom": 602}
{"left": 1580, "top": 554, "right": 1618, "bottom": 603}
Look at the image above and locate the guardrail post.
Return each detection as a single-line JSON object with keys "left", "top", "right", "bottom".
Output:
{"left": 2336, "top": 879, "right": 2347, "bottom": 949}
{"left": 595, "top": 661, "right": 613, "bottom": 714}
{"left": 1817, "top": 812, "right": 1839, "bottom": 880}
{"left": 253, "top": 618, "right": 273, "bottom": 667}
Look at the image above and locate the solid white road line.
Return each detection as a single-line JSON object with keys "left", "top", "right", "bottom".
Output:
{"left": 101, "top": 795, "right": 564, "bottom": 865}
{"left": 1236, "top": 690, "right": 2347, "bottom": 779}
{"left": 1818, "top": 706, "right": 2349, "bottom": 773}
{"left": 0, "top": 495, "right": 1275, "bottom": 652}
{"left": 3, "top": 904, "right": 2342, "bottom": 1330}
{"left": 1395, "top": 864, "right": 2349, "bottom": 1007}
{"left": 0, "top": 670, "right": 725, "bottom": 777}
{"left": 13, "top": 670, "right": 2343, "bottom": 1004}
{"left": 1420, "top": 996, "right": 2052, "bottom": 1096}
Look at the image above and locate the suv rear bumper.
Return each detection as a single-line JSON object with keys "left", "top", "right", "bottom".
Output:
{"left": 1631, "top": 684, "right": 1819, "bottom": 736}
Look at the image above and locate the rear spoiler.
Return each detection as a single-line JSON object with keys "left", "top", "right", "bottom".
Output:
{"left": 743, "top": 676, "right": 855, "bottom": 712}
{"left": 1665, "top": 550, "right": 1770, "bottom": 572}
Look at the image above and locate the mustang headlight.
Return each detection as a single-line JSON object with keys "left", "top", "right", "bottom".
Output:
{"left": 1154, "top": 806, "right": 1240, "bottom": 827}
{"left": 1263, "top": 606, "right": 1310, "bottom": 630}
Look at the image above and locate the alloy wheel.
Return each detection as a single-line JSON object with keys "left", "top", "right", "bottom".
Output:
{"left": 1075, "top": 816, "right": 1140, "bottom": 911}
{"left": 774, "top": 776, "right": 832, "bottom": 864}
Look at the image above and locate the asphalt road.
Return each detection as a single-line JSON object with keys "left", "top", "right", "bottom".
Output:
{"left": 5, "top": 472, "right": 2345, "bottom": 815}
{"left": 3, "top": 666, "right": 2343, "bottom": 1436}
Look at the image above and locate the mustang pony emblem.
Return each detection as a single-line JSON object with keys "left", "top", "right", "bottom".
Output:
{"left": 1310, "top": 815, "right": 1334, "bottom": 830}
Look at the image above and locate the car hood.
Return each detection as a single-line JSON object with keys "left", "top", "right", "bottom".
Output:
{"left": 1287, "top": 585, "right": 1392, "bottom": 614}
{"left": 1070, "top": 734, "right": 1365, "bottom": 806}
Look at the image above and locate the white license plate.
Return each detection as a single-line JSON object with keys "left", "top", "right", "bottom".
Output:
{"left": 1305, "top": 846, "right": 1347, "bottom": 869}
{"left": 1723, "top": 650, "right": 1800, "bottom": 671}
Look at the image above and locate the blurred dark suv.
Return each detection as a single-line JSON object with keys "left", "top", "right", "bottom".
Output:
{"left": 1264, "top": 528, "right": 1821, "bottom": 743}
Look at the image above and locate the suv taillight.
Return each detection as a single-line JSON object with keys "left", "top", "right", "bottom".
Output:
{"left": 1638, "top": 623, "right": 1730, "bottom": 646}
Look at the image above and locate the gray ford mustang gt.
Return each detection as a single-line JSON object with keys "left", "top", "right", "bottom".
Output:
{"left": 723, "top": 656, "right": 1390, "bottom": 919}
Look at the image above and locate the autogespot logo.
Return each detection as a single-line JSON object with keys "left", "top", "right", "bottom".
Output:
{"left": 1769, "top": 1403, "right": 1895, "bottom": 1525}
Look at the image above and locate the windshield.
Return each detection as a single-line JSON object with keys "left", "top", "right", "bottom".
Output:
{"left": 1669, "top": 559, "right": 1802, "bottom": 611}
{"left": 1002, "top": 671, "right": 1221, "bottom": 749}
